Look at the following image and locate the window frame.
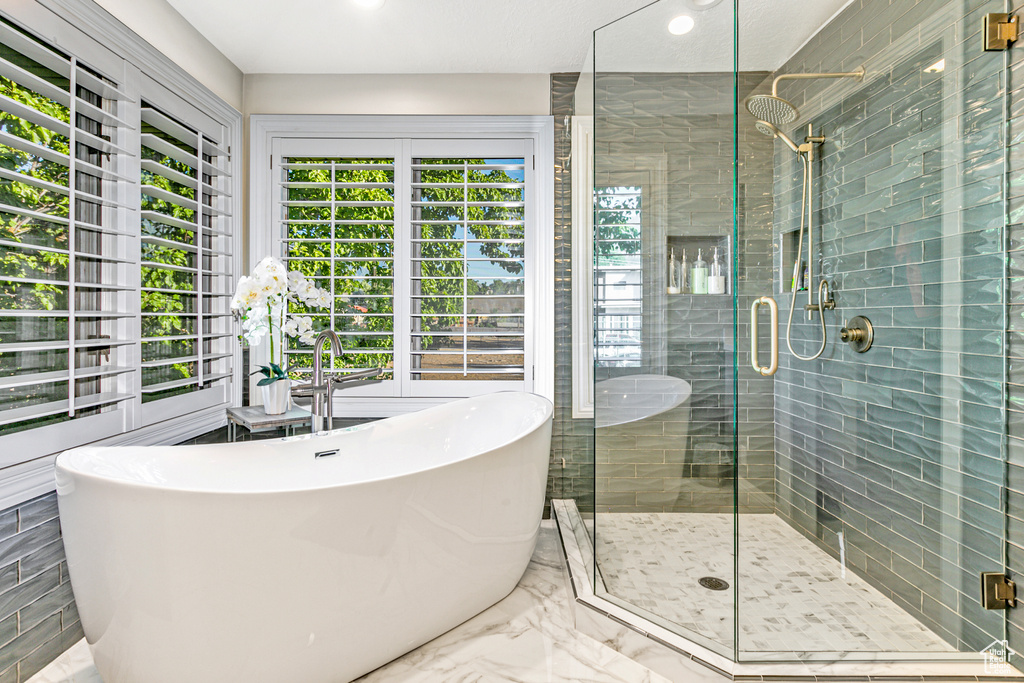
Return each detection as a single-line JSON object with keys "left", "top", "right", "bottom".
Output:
{"left": 570, "top": 115, "right": 595, "bottom": 418}
{"left": 251, "top": 115, "right": 554, "bottom": 417}
{"left": 572, "top": 115, "right": 669, "bottom": 415}
{"left": 0, "top": 0, "right": 243, "bottom": 511}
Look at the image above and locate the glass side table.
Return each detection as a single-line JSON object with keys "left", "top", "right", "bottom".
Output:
{"left": 226, "top": 406, "right": 312, "bottom": 441}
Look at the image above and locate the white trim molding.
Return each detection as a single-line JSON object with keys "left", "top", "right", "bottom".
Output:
{"left": 250, "top": 114, "right": 556, "bottom": 410}
{"left": 570, "top": 115, "right": 594, "bottom": 419}
{"left": 33, "top": 0, "right": 241, "bottom": 124}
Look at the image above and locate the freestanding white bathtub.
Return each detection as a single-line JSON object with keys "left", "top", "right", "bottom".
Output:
{"left": 55, "top": 392, "right": 553, "bottom": 683}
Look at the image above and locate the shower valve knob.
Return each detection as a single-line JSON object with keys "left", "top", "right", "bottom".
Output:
{"left": 840, "top": 316, "right": 873, "bottom": 353}
{"left": 840, "top": 328, "right": 864, "bottom": 342}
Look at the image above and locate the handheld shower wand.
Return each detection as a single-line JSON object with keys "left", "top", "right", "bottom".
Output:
{"left": 784, "top": 125, "right": 833, "bottom": 362}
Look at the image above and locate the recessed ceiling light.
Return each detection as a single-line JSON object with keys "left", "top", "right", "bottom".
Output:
{"left": 685, "top": 0, "right": 723, "bottom": 9}
{"left": 352, "top": 0, "right": 386, "bottom": 9}
{"left": 668, "top": 15, "right": 695, "bottom": 35}
{"left": 924, "top": 59, "right": 945, "bottom": 73}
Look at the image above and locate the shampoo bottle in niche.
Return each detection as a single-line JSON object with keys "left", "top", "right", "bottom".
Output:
{"left": 691, "top": 249, "right": 708, "bottom": 294}
{"left": 680, "top": 248, "right": 689, "bottom": 293}
{"left": 708, "top": 246, "right": 726, "bottom": 294}
{"left": 667, "top": 248, "right": 681, "bottom": 294}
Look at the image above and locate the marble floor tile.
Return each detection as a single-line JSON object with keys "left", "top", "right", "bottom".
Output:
{"left": 24, "top": 638, "right": 102, "bottom": 683}
{"left": 28, "top": 522, "right": 677, "bottom": 683}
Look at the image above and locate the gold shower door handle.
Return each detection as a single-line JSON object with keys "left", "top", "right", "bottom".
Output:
{"left": 750, "top": 296, "right": 779, "bottom": 376}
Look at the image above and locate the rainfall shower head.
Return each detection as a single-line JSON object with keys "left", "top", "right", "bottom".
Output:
{"left": 745, "top": 66, "right": 866, "bottom": 126}
{"left": 745, "top": 94, "right": 799, "bottom": 125}
{"left": 754, "top": 120, "right": 800, "bottom": 154}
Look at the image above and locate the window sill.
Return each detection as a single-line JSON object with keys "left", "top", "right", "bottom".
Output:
{"left": 0, "top": 404, "right": 229, "bottom": 512}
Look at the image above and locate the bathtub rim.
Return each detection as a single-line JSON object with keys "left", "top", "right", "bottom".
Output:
{"left": 56, "top": 391, "right": 553, "bottom": 496}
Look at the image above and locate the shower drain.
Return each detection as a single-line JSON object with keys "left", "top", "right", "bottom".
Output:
{"left": 698, "top": 576, "right": 730, "bottom": 591}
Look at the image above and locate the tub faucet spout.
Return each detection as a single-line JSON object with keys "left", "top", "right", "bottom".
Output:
{"left": 310, "top": 330, "right": 343, "bottom": 433}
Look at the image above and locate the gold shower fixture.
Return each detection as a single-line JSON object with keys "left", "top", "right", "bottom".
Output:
{"left": 983, "top": 13, "right": 1018, "bottom": 51}
{"left": 744, "top": 67, "right": 866, "bottom": 124}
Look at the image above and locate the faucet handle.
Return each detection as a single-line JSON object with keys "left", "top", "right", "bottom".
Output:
{"left": 290, "top": 383, "right": 313, "bottom": 399}
{"left": 290, "top": 382, "right": 327, "bottom": 398}
{"left": 324, "top": 367, "right": 382, "bottom": 383}
{"left": 839, "top": 315, "right": 873, "bottom": 353}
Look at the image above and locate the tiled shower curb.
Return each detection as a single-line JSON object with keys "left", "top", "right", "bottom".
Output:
{"left": 550, "top": 500, "right": 1022, "bottom": 682}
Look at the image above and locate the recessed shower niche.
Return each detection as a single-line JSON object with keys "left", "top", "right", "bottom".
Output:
{"left": 665, "top": 234, "right": 731, "bottom": 295}
{"left": 779, "top": 228, "right": 807, "bottom": 293}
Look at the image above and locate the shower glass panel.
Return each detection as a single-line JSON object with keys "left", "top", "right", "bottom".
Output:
{"left": 746, "top": 0, "right": 1008, "bottom": 662}
{"left": 590, "top": 0, "right": 1010, "bottom": 667}
{"left": 592, "top": 0, "right": 740, "bottom": 659}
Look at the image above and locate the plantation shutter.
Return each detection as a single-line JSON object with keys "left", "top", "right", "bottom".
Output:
{"left": 409, "top": 151, "right": 527, "bottom": 389}
{"left": 139, "top": 101, "right": 233, "bottom": 415}
{"left": 595, "top": 186, "right": 643, "bottom": 367}
{"left": 273, "top": 137, "right": 532, "bottom": 402}
{"left": 0, "top": 18, "right": 134, "bottom": 440}
{"left": 275, "top": 138, "right": 397, "bottom": 397}
{"left": 0, "top": 4, "right": 241, "bottom": 474}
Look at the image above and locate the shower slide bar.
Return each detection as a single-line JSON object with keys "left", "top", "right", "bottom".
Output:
{"left": 750, "top": 296, "right": 779, "bottom": 376}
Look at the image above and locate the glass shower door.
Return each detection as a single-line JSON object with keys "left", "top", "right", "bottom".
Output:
{"left": 737, "top": 0, "right": 1010, "bottom": 664}
{"left": 591, "top": 0, "right": 740, "bottom": 658}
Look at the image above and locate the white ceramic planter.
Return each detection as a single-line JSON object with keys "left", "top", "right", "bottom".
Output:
{"left": 260, "top": 379, "right": 291, "bottom": 414}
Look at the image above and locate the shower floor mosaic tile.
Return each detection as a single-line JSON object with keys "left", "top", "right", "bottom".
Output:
{"left": 591, "top": 513, "right": 955, "bottom": 655}
{"left": 27, "top": 522, "right": 679, "bottom": 683}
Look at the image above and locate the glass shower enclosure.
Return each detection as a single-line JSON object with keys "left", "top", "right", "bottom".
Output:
{"left": 583, "top": 0, "right": 1013, "bottom": 667}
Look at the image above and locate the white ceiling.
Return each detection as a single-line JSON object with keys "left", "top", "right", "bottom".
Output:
{"left": 603, "top": 0, "right": 855, "bottom": 73}
{"left": 162, "top": 0, "right": 853, "bottom": 75}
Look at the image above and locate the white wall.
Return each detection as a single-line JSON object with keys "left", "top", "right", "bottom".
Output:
{"left": 93, "top": 0, "right": 243, "bottom": 110}
{"left": 243, "top": 73, "right": 550, "bottom": 116}
{"left": 239, "top": 73, "right": 550, "bottom": 270}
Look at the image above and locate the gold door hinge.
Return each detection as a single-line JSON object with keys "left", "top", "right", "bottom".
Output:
{"left": 981, "top": 572, "right": 1017, "bottom": 609}
{"left": 984, "top": 13, "right": 1018, "bottom": 51}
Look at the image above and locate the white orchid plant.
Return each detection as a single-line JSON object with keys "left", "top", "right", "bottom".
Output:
{"left": 231, "top": 257, "right": 331, "bottom": 386}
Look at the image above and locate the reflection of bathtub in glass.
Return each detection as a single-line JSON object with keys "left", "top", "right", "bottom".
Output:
{"left": 594, "top": 374, "right": 692, "bottom": 428}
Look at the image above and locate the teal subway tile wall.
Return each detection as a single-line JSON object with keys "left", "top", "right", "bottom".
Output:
{"left": 768, "top": 0, "right": 1012, "bottom": 653}
{"left": 591, "top": 70, "right": 776, "bottom": 514}
{"left": 0, "top": 494, "right": 80, "bottom": 683}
